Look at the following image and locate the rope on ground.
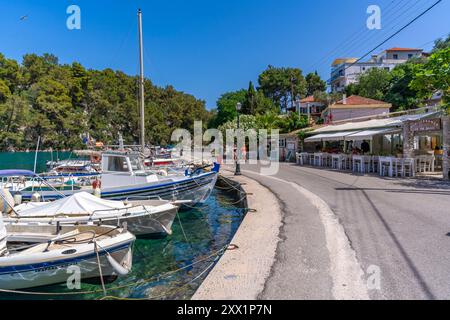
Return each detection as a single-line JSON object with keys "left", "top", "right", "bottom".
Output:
{"left": 0, "top": 245, "right": 228, "bottom": 297}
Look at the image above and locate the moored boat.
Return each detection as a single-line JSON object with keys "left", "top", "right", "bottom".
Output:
{"left": 4, "top": 191, "right": 180, "bottom": 237}
{"left": 0, "top": 218, "right": 135, "bottom": 290}
{"left": 6, "top": 153, "right": 219, "bottom": 206}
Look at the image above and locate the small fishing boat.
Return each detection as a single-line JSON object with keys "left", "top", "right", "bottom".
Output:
{"left": 8, "top": 153, "right": 219, "bottom": 206}
{"left": 4, "top": 191, "right": 180, "bottom": 237}
{"left": 0, "top": 216, "right": 135, "bottom": 290}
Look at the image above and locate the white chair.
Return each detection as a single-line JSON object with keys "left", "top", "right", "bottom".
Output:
{"left": 393, "top": 159, "right": 403, "bottom": 177}
{"left": 371, "top": 156, "right": 379, "bottom": 173}
{"left": 353, "top": 158, "right": 362, "bottom": 173}
{"left": 402, "top": 158, "right": 415, "bottom": 178}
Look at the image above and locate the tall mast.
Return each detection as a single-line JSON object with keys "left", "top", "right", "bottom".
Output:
{"left": 138, "top": 8, "right": 145, "bottom": 152}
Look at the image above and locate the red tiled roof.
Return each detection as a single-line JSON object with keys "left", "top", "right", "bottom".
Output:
{"left": 334, "top": 95, "right": 390, "bottom": 106}
{"left": 385, "top": 47, "right": 422, "bottom": 52}
{"left": 300, "top": 95, "right": 316, "bottom": 103}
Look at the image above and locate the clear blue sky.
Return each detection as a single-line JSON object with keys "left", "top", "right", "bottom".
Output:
{"left": 1, "top": 0, "right": 449, "bottom": 109}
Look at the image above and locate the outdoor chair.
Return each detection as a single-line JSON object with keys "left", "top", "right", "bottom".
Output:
{"left": 402, "top": 158, "right": 415, "bottom": 178}
{"left": 371, "top": 156, "right": 379, "bottom": 173}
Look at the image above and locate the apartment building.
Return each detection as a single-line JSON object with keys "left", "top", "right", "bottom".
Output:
{"left": 330, "top": 48, "right": 423, "bottom": 92}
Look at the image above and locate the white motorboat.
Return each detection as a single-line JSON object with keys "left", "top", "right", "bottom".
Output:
{"left": 3, "top": 191, "right": 179, "bottom": 237}
{"left": 0, "top": 215, "right": 135, "bottom": 290}
{"left": 9, "top": 154, "right": 219, "bottom": 206}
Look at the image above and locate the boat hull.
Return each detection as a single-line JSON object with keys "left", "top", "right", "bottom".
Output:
{"left": 16, "top": 171, "right": 218, "bottom": 207}
{"left": 101, "top": 206, "right": 178, "bottom": 236}
{"left": 0, "top": 238, "right": 133, "bottom": 290}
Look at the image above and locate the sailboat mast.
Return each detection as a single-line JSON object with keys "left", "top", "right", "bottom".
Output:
{"left": 138, "top": 8, "right": 145, "bottom": 152}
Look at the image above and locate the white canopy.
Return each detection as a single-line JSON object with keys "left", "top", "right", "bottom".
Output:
{"left": 16, "top": 192, "right": 128, "bottom": 217}
{"left": 304, "top": 131, "right": 356, "bottom": 143}
{"left": 345, "top": 128, "right": 401, "bottom": 140}
{"left": 310, "top": 112, "right": 440, "bottom": 134}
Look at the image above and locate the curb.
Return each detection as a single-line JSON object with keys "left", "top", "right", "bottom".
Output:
{"left": 192, "top": 169, "right": 282, "bottom": 300}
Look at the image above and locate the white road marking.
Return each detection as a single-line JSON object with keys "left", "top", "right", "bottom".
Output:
{"left": 242, "top": 169, "right": 370, "bottom": 300}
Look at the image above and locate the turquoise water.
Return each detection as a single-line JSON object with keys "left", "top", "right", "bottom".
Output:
{"left": 0, "top": 153, "right": 245, "bottom": 300}
{"left": 0, "top": 151, "right": 73, "bottom": 173}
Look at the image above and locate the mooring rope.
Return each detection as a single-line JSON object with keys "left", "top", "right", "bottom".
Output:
{"left": 99, "top": 257, "right": 218, "bottom": 301}
{"left": 0, "top": 245, "right": 228, "bottom": 297}
{"left": 94, "top": 240, "right": 107, "bottom": 296}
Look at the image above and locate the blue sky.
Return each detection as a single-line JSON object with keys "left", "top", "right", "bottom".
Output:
{"left": 1, "top": 0, "right": 449, "bottom": 109}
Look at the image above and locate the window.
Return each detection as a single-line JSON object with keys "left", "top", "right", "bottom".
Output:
{"left": 408, "top": 54, "right": 413, "bottom": 59}
{"left": 129, "top": 156, "right": 144, "bottom": 171}
{"left": 106, "top": 156, "right": 129, "bottom": 172}
{"left": 393, "top": 54, "right": 399, "bottom": 60}
{"left": 280, "top": 139, "right": 287, "bottom": 148}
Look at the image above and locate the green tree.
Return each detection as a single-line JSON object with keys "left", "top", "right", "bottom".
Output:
{"left": 354, "top": 68, "right": 392, "bottom": 101}
{"left": 258, "top": 66, "right": 307, "bottom": 112}
{"left": 0, "top": 52, "right": 211, "bottom": 150}
{"left": 384, "top": 61, "right": 422, "bottom": 111}
{"left": 242, "top": 81, "right": 256, "bottom": 115}
{"left": 212, "top": 89, "right": 247, "bottom": 127}
{"left": 305, "top": 71, "right": 326, "bottom": 96}
{"left": 432, "top": 34, "right": 450, "bottom": 53}
{"left": 410, "top": 47, "right": 450, "bottom": 111}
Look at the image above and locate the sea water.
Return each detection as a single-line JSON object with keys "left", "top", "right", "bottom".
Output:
{"left": 0, "top": 152, "right": 245, "bottom": 300}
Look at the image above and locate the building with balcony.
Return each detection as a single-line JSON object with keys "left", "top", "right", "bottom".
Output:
{"left": 297, "top": 95, "right": 327, "bottom": 123}
{"left": 330, "top": 48, "right": 423, "bottom": 92}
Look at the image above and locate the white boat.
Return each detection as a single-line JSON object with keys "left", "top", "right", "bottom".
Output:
{"left": 0, "top": 215, "right": 135, "bottom": 290}
{"left": 4, "top": 191, "right": 180, "bottom": 237}
{"left": 11, "top": 154, "right": 219, "bottom": 206}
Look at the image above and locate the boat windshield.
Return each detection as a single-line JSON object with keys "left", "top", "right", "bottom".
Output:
{"left": 129, "top": 156, "right": 145, "bottom": 172}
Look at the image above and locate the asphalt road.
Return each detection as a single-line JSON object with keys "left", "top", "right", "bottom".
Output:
{"left": 235, "top": 163, "right": 450, "bottom": 300}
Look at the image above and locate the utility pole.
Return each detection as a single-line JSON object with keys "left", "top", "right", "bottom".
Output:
{"left": 138, "top": 9, "right": 145, "bottom": 152}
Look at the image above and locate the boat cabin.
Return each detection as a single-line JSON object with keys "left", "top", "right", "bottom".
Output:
{"left": 101, "top": 153, "right": 162, "bottom": 188}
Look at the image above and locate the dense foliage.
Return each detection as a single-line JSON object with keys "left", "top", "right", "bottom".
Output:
{"left": 211, "top": 66, "right": 325, "bottom": 133}
{"left": 0, "top": 53, "right": 211, "bottom": 151}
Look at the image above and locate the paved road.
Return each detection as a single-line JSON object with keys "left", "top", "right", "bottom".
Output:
{"left": 234, "top": 163, "right": 450, "bottom": 300}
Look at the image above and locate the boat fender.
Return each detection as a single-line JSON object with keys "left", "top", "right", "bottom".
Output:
{"left": 31, "top": 192, "right": 41, "bottom": 202}
{"left": 13, "top": 193, "right": 22, "bottom": 205}
{"left": 93, "top": 188, "right": 102, "bottom": 198}
{"left": 106, "top": 253, "right": 131, "bottom": 276}
{"left": 0, "top": 189, "right": 14, "bottom": 214}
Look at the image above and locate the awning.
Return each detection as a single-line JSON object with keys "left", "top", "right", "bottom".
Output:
{"left": 0, "top": 170, "right": 37, "bottom": 177}
{"left": 345, "top": 128, "right": 401, "bottom": 140}
{"left": 304, "top": 131, "right": 356, "bottom": 142}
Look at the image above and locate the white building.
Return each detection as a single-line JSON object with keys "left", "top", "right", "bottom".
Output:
{"left": 330, "top": 48, "right": 423, "bottom": 92}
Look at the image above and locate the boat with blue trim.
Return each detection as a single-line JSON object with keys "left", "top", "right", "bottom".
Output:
{"left": 0, "top": 217, "right": 135, "bottom": 290}
{"left": 7, "top": 152, "right": 220, "bottom": 206}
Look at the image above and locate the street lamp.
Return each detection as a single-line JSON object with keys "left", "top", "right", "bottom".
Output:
{"left": 235, "top": 102, "right": 242, "bottom": 176}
